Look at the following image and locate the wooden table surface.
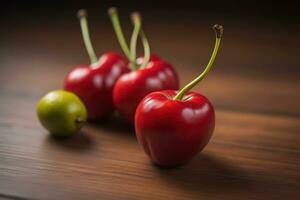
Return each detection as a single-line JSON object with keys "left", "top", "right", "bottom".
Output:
{"left": 0, "top": 13, "right": 299, "bottom": 200}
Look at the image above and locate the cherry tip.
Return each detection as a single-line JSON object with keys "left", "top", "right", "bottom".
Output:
{"left": 108, "top": 7, "right": 118, "bottom": 16}
{"left": 75, "top": 117, "right": 84, "bottom": 125}
{"left": 77, "top": 9, "right": 87, "bottom": 18}
{"left": 130, "top": 12, "right": 141, "bottom": 22}
{"left": 213, "top": 24, "right": 223, "bottom": 38}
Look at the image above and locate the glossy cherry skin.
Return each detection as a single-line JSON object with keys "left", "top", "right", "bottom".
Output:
{"left": 136, "top": 54, "right": 161, "bottom": 65}
{"left": 64, "top": 52, "right": 129, "bottom": 120}
{"left": 135, "top": 90, "right": 215, "bottom": 166}
{"left": 113, "top": 56, "right": 179, "bottom": 123}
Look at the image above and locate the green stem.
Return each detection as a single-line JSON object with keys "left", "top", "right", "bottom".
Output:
{"left": 129, "top": 12, "right": 142, "bottom": 70}
{"left": 77, "top": 9, "right": 98, "bottom": 65}
{"left": 108, "top": 7, "right": 134, "bottom": 66}
{"left": 130, "top": 12, "right": 151, "bottom": 69}
{"left": 173, "top": 24, "right": 223, "bottom": 101}
{"left": 139, "top": 30, "right": 151, "bottom": 68}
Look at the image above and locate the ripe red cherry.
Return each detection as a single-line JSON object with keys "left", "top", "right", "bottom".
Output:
{"left": 108, "top": 8, "right": 179, "bottom": 123}
{"left": 135, "top": 24, "right": 223, "bottom": 166}
{"left": 63, "top": 10, "right": 129, "bottom": 120}
{"left": 113, "top": 57, "right": 178, "bottom": 123}
{"left": 135, "top": 90, "right": 214, "bottom": 166}
{"left": 64, "top": 52, "right": 128, "bottom": 119}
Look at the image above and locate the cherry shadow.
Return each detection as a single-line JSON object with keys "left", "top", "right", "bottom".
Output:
{"left": 45, "top": 131, "right": 94, "bottom": 151}
{"left": 154, "top": 153, "right": 252, "bottom": 196}
{"left": 88, "top": 112, "right": 136, "bottom": 138}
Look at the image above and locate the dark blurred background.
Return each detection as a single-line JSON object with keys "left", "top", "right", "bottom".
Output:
{"left": 0, "top": 0, "right": 299, "bottom": 115}
{"left": 1, "top": 0, "right": 299, "bottom": 75}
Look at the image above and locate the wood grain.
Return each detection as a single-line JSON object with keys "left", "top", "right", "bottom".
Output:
{"left": 0, "top": 14, "right": 300, "bottom": 200}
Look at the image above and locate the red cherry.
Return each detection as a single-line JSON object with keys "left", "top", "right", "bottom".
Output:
{"left": 135, "top": 90, "right": 215, "bottom": 166}
{"left": 134, "top": 24, "right": 223, "bottom": 166}
{"left": 64, "top": 52, "right": 129, "bottom": 120}
{"left": 63, "top": 10, "right": 130, "bottom": 120}
{"left": 108, "top": 8, "right": 179, "bottom": 123}
{"left": 113, "top": 57, "right": 178, "bottom": 123}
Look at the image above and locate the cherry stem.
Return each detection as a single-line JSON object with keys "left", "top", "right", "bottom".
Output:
{"left": 139, "top": 30, "right": 151, "bottom": 68}
{"left": 173, "top": 24, "right": 223, "bottom": 101}
{"left": 108, "top": 7, "right": 135, "bottom": 67}
{"left": 130, "top": 12, "right": 151, "bottom": 69}
{"left": 129, "top": 12, "right": 142, "bottom": 70}
{"left": 77, "top": 9, "right": 98, "bottom": 65}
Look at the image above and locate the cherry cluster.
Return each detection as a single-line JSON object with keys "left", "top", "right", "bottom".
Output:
{"left": 39, "top": 7, "right": 223, "bottom": 167}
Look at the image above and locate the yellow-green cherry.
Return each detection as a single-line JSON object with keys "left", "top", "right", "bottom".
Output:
{"left": 36, "top": 90, "right": 87, "bottom": 137}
